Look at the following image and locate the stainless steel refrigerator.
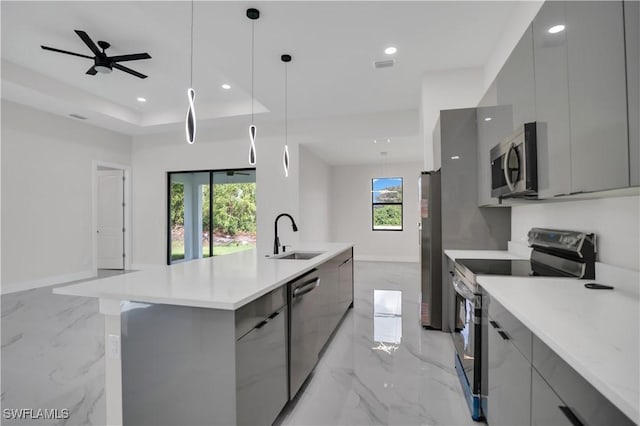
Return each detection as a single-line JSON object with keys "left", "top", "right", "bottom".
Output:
{"left": 419, "top": 170, "right": 442, "bottom": 329}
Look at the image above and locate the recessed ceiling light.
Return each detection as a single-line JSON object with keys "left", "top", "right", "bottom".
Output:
{"left": 548, "top": 24, "right": 565, "bottom": 34}
{"left": 221, "top": 84, "right": 231, "bottom": 90}
{"left": 484, "top": 117, "right": 492, "bottom": 121}
{"left": 137, "top": 97, "right": 146, "bottom": 103}
{"left": 384, "top": 46, "right": 397, "bottom": 55}
{"left": 451, "top": 155, "right": 460, "bottom": 160}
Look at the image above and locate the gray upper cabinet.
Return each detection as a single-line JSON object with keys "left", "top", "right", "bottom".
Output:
{"left": 567, "top": 1, "right": 629, "bottom": 193}
{"left": 533, "top": 1, "right": 572, "bottom": 198}
{"left": 626, "top": 0, "right": 640, "bottom": 186}
{"left": 496, "top": 25, "right": 536, "bottom": 133}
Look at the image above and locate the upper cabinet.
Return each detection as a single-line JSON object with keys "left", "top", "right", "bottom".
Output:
{"left": 532, "top": 1, "right": 572, "bottom": 198}
{"left": 566, "top": 1, "right": 629, "bottom": 193}
{"left": 476, "top": 0, "right": 638, "bottom": 205}
{"left": 496, "top": 26, "right": 536, "bottom": 133}
{"left": 626, "top": 0, "right": 640, "bottom": 186}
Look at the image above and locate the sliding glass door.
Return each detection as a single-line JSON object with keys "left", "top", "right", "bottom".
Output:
{"left": 168, "top": 169, "right": 256, "bottom": 264}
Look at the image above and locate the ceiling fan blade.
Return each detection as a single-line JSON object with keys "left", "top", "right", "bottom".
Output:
{"left": 108, "top": 53, "right": 151, "bottom": 62}
{"left": 41, "top": 45, "right": 93, "bottom": 59}
{"left": 74, "top": 30, "right": 102, "bottom": 57}
{"left": 86, "top": 66, "right": 97, "bottom": 75}
{"left": 113, "top": 63, "right": 147, "bottom": 79}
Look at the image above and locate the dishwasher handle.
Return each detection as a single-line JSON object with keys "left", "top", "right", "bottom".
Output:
{"left": 292, "top": 277, "right": 320, "bottom": 299}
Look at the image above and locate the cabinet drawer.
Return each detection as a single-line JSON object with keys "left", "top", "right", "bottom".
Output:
{"left": 332, "top": 248, "right": 353, "bottom": 266}
{"left": 488, "top": 295, "right": 532, "bottom": 361}
{"left": 532, "top": 369, "right": 575, "bottom": 426}
{"left": 235, "top": 286, "right": 286, "bottom": 339}
{"left": 532, "top": 335, "right": 634, "bottom": 425}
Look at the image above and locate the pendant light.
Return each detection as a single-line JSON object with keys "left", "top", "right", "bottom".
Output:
{"left": 185, "top": 0, "right": 196, "bottom": 144}
{"left": 281, "top": 54, "right": 292, "bottom": 177}
{"left": 247, "top": 8, "right": 260, "bottom": 165}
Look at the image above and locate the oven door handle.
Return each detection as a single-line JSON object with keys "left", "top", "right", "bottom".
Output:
{"left": 503, "top": 144, "right": 517, "bottom": 192}
{"left": 452, "top": 276, "right": 476, "bottom": 301}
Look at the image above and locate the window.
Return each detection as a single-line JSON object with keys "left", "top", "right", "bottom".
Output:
{"left": 168, "top": 168, "right": 256, "bottom": 264}
{"left": 372, "top": 177, "right": 403, "bottom": 231}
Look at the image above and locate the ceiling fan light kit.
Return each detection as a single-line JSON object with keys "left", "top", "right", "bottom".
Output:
{"left": 247, "top": 8, "right": 260, "bottom": 165}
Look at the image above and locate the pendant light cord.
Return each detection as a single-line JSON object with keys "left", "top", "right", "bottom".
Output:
{"left": 251, "top": 21, "right": 254, "bottom": 123}
{"left": 284, "top": 61, "right": 288, "bottom": 146}
{"left": 190, "top": 0, "right": 194, "bottom": 87}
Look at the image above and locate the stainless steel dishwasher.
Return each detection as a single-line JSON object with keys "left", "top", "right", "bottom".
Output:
{"left": 289, "top": 268, "right": 322, "bottom": 398}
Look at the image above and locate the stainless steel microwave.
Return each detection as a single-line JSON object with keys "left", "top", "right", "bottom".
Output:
{"left": 490, "top": 122, "right": 538, "bottom": 199}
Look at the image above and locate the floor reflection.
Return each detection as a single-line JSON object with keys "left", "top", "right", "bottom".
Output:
{"left": 373, "top": 289, "right": 402, "bottom": 353}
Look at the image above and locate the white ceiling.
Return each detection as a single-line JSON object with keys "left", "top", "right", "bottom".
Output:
{"left": 1, "top": 1, "right": 519, "bottom": 165}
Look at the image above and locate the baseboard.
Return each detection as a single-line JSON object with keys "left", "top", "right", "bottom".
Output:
{"left": 1, "top": 270, "right": 95, "bottom": 295}
{"left": 354, "top": 255, "right": 419, "bottom": 263}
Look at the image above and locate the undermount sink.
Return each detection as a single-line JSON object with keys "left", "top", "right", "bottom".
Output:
{"left": 271, "top": 251, "right": 324, "bottom": 260}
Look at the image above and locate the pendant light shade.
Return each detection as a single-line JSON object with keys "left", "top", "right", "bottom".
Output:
{"left": 249, "top": 124, "right": 257, "bottom": 164}
{"left": 186, "top": 88, "right": 196, "bottom": 144}
{"left": 247, "top": 8, "right": 260, "bottom": 165}
{"left": 281, "top": 54, "right": 292, "bottom": 178}
{"left": 185, "top": 0, "right": 196, "bottom": 144}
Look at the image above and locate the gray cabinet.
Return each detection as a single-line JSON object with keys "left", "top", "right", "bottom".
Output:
{"left": 531, "top": 369, "right": 573, "bottom": 426}
{"left": 626, "top": 0, "right": 640, "bottom": 186}
{"left": 532, "top": 1, "right": 572, "bottom": 198}
{"left": 236, "top": 305, "right": 288, "bottom": 426}
{"left": 486, "top": 296, "right": 532, "bottom": 426}
{"left": 567, "top": 1, "right": 629, "bottom": 193}
{"left": 338, "top": 256, "right": 353, "bottom": 317}
{"left": 496, "top": 25, "right": 536, "bottom": 133}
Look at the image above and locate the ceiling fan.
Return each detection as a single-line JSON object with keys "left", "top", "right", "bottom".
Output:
{"left": 41, "top": 30, "right": 151, "bottom": 79}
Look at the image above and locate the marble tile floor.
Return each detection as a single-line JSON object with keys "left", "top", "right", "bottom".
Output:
{"left": 1, "top": 263, "right": 476, "bottom": 426}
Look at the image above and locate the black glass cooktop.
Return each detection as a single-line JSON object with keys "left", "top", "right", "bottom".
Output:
{"left": 456, "top": 258, "right": 571, "bottom": 278}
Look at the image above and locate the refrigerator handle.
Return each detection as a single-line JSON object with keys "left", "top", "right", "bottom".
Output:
{"left": 418, "top": 221, "right": 422, "bottom": 246}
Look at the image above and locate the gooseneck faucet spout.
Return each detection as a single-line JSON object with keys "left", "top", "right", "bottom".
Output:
{"left": 274, "top": 213, "right": 298, "bottom": 255}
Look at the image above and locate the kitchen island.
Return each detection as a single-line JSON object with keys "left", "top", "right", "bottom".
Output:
{"left": 54, "top": 242, "right": 354, "bottom": 426}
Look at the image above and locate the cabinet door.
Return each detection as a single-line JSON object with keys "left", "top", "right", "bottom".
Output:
{"left": 626, "top": 0, "right": 640, "bottom": 186}
{"left": 236, "top": 306, "right": 288, "bottom": 426}
{"left": 496, "top": 25, "right": 536, "bottom": 133}
{"left": 487, "top": 319, "right": 531, "bottom": 426}
{"left": 531, "top": 369, "right": 574, "bottom": 426}
{"left": 338, "top": 257, "right": 353, "bottom": 317}
{"left": 533, "top": 1, "right": 572, "bottom": 198}
{"left": 567, "top": 1, "right": 629, "bottom": 192}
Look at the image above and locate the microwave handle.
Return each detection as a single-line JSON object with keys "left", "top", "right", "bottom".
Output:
{"left": 503, "top": 144, "right": 517, "bottom": 192}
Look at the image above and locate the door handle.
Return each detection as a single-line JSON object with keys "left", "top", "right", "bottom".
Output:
{"left": 497, "top": 330, "right": 510, "bottom": 341}
{"left": 292, "top": 278, "right": 320, "bottom": 298}
{"left": 558, "top": 406, "right": 584, "bottom": 426}
{"left": 503, "top": 144, "right": 517, "bottom": 192}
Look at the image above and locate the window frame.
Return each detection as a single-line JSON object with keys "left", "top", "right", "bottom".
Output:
{"left": 166, "top": 167, "right": 255, "bottom": 265}
{"left": 371, "top": 176, "right": 404, "bottom": 232}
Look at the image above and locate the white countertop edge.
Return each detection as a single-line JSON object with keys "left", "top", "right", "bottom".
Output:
{"left": 478, "top": 276, "right": 639, "bottom": 424}
{"left": 53, "top": 243, "right": 354, "bottom": 310}
{"left": 444, "top": 249, "right": 525, "bottom": 261}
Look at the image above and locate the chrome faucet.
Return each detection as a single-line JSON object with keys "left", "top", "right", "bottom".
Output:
{"left": 274, "top": 213, "right": 298, "bottom": 255}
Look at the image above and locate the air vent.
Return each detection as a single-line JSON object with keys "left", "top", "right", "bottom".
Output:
{"left": 69, "top": 113, "right": 87, "bottom": 120}
{"left": 374, "top": 59, "right": 395, "bottom": 69}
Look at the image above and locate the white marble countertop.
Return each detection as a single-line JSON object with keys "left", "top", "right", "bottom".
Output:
{"left": 478, "top": 274, "right": 640, "bottom": 424}
{"left": 54, "top": 242, "right": 353, "bottom": 310}
{"left": 444, "top": 249, "right": 524, "bottom": 261}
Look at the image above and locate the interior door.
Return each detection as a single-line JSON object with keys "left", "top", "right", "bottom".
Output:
{"left": 98, "top": 169, "right": 124, "bottom": 269}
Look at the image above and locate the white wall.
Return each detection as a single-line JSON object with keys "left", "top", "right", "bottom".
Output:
{"left": 298, "top": 145, "right": 331, "bottom": 243}
{"left": 420, "top": 67, "right": 485, "bottom": 170}
{"left": 511, "top": 195, "right": 640, "bottom": 271}
{"left": 330, "top": 161, "right": 422, "bottom": 262}
{"left": 1, "top": 100, "right": 132, "bottom": 292}
{"left": 130, "top": 130, "right": 299, "bottom": 266}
